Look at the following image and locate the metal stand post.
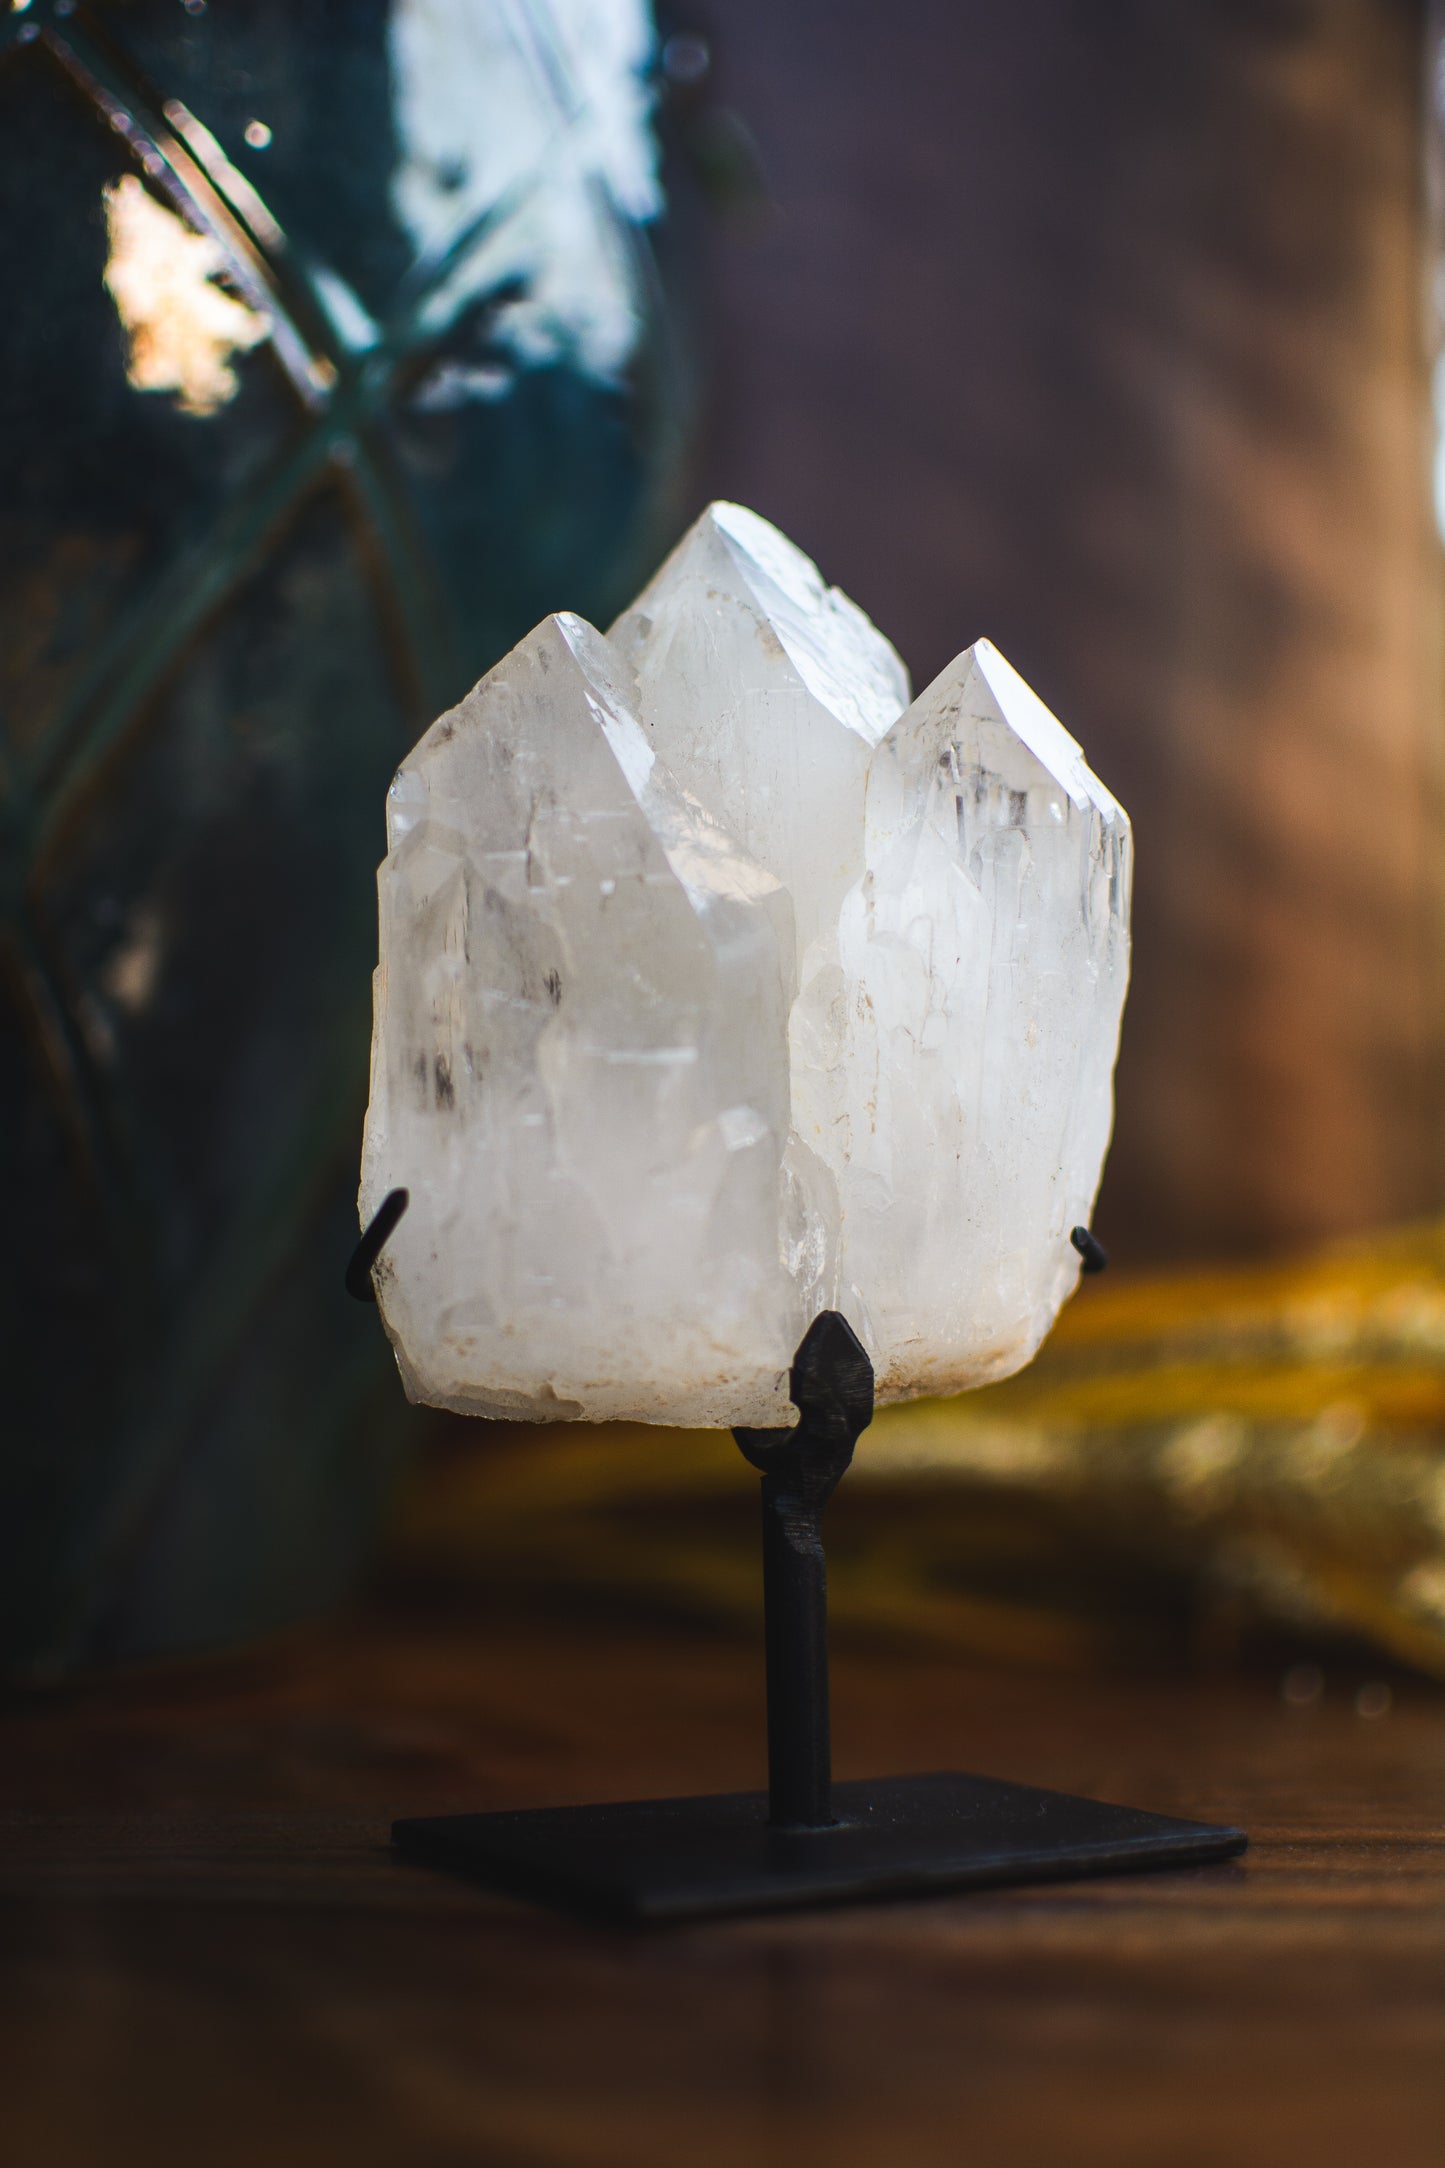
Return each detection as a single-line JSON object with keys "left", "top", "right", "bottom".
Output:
{"left": 734, "top": 1310, "right": 873, "bottom": 1829}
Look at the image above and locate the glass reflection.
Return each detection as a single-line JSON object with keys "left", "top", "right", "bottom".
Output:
{"left": 388, "top": 0, "right": 660, "bottom": 382}
{"left": 0, "top": 0, "right": 685, "bottom": 1676}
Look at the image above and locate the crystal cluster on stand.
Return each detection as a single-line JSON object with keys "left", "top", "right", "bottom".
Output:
{"left": 360, "top": 504, "right": 1132, "bottom": 1426}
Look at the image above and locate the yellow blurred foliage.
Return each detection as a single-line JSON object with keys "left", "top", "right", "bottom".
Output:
{"left": 392, "top": 1222, "right": 1445, "bottom": 1676}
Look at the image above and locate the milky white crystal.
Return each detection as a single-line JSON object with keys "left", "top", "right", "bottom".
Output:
{"left": 611, "top": 500, "right": 910, "bottom": 968}
{"left": 361, "top": 504, "right": 1132, "bottom": 1426}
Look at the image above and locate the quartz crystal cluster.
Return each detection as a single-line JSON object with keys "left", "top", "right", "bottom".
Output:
{"left": 360, "top": 504, "right": 1131, "bottom": 1426}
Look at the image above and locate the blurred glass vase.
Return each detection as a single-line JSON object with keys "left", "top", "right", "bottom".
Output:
{"left": 0, "top": 0, "right": 688, "bottom": 1678}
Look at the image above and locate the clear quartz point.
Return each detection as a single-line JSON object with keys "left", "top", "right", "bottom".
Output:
{"left": 610, "top": 500, "right": 911, "bottom": 971}
{"left": 793, "top": 637, "right": 1132, "bottom": 1400}
{"left": 361, "top": 611, "right": 817, "bottom": 1426}
{"left": 361, "top": 510, "right": 1131, "bottom": 1426}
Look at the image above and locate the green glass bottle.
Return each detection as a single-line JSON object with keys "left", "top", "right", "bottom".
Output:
{"left": 0, "top": 0, "right": 689, "bottom": 1676}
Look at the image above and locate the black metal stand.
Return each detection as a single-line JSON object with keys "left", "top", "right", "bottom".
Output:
{"left": 733, "top": 1310, "right": 874, "bottom": 1831}
{"left": 352, "top": 1197, "right": 1246, "bottom": 1922}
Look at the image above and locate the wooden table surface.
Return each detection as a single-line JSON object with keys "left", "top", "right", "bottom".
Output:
{"left": 3, "top": 1600, "right": 1443, "bottom": 2168}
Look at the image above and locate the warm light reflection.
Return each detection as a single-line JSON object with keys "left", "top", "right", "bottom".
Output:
{"left": 102, "top": 905, "right": 164, "bottom": 1015}
{"left": 101, "top": 174, "right": 270, "bottom": 416}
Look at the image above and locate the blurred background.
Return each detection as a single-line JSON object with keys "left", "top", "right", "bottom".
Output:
{"left": 693, "top": 0, "right": 1445, "bottom": 1269}
{"left": 5, "top": 0, "right": 1445, "bottom": 1685}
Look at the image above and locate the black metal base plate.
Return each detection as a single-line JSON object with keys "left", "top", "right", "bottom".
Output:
{"left": 392, "top": 1772, "right": 1246, "bottom": 1924}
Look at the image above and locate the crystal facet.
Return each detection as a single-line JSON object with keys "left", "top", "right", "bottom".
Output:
{"left": 361, "top": 505, "right": 1132, "bottom": 1426}
{"left": 611, "top": 500, "right": 911, "bottom": 969}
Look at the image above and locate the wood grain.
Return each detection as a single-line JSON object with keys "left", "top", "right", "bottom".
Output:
{"left": 2, "top": 1603, "right": 1442, "bottom": 2167}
